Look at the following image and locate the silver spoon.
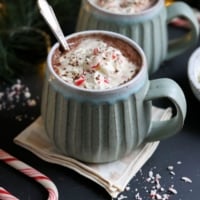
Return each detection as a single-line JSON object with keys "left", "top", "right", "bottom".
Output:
{"left": 37, "top": 0, "right": 70, "bottom": 51}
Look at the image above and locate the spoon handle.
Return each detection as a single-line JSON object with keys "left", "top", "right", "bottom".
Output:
{"left": 37, "top": 0, "right": 69, "bottom": 51}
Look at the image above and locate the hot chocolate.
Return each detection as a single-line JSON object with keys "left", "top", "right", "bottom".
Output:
{"left": 52, "top": 34, "right": 141, "bottom": 90}
{"left": 42, "top": 30, "right": 187, "bottom": 163}
{"left": 90, "top": 0, "right": 156, "bottom": 14}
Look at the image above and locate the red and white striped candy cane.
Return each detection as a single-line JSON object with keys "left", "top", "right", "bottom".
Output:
{"left": 0, "top": 149, "right": 58, "bottom": 200}
{"left": 0, "top": 187, "right": 19, "bottom": 200}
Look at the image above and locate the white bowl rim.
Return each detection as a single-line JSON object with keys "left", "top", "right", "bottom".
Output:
{"left": 188, "top": 47, "right": 200, "bottom": 90}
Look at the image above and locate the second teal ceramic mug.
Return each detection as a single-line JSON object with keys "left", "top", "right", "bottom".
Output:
{"left": 41, "top": 30, "right": 186, "bottom": 163}
{"left": 76, "top": 0, "right": 199, "bottom": 74}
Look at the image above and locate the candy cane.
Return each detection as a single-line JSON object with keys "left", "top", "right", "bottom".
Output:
{"left": 0, "top": 187, "right": 19, "bottom": 200}
{"left": 0, "top": 149, "right": 58, "bottom": 200}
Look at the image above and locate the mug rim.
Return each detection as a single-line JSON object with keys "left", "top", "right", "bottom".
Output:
{"left": 47, "top": 30, "right": 147, "bottom": 95}
{"left": 86, "top": 0, "right": 164, "bottom": 17}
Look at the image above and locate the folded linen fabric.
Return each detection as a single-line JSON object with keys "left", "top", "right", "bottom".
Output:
{"left": 14, "top": 106, "right": 172, "bottom": 198}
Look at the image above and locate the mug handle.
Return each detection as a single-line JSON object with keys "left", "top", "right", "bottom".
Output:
{"left": 166, "top": 2, "right": 199, "bottom": 60}
{"left": 144, "top": 78, "right": 187, "bottom": 141}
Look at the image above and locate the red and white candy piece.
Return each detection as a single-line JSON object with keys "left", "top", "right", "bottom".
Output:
{"left": 0, "top": 187, "right": 19, "bottom": 200}
{"left": 0, "top": 149, "right": 58, "bottom": 200}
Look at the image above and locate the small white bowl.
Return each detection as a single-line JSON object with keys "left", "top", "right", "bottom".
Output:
{"left": 188, "top": 47, "right": 200, "bottom": 101}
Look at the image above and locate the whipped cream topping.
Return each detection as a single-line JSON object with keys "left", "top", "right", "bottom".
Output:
{"left": 54, "top": 38, "right": 139, "bottom": 90}
{"left": 91, "top": 0, "right": 155, "bottom": 14}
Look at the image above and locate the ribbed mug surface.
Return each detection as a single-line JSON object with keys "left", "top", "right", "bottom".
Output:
{"left": 41, "top": 69, "right": 151, "bottom": 163}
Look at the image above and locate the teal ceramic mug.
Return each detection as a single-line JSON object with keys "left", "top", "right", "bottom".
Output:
{"left": 76, "top": 0, "right": 199, "bottom": 74}
{"left": 41, "top": 30, "right": 186, "bottom": 163}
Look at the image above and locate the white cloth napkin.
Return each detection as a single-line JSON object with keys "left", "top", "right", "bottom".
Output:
{"left": 14, "top": 106, "right": 172, "bottom": 198}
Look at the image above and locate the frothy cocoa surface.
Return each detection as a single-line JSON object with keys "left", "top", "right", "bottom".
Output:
{"left": 90, "top": 0, "right": 157, "bottom": 14}
{"left": 52, "top": 34, "right": 142, "bottom": 90}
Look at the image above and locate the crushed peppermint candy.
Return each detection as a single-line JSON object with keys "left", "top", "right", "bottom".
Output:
{"left": 0, "top": 79, "right": 39, "bottom": 122}
{"left": 135, "top": 192, "right": 142, "bottom": 200}
{"left": 113, "top": 161, "right": 193, "bottom": 200}
{"left": 167, "top": 166, "right": 174, "bottom": 171}
{"left": 167, "top": 165, "right": 176, "bottom": 176}
{"left": 168, "top": 186, "right": 177, "bottom": 195}
{"left": 53, "top": 37, "right": 139, "bottom": 90}
{"left": 181, "top": 176, "right": 192, "bottom": 183}
{"left": 91, "top": 0, "right": 156, "bottom": 14}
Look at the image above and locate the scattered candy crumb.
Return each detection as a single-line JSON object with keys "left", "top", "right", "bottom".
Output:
{"left": 181, "top": 177, "right": 192, "bottom": 183}
{"left": 168, "top": 186, "right": 178, "bottom": 195}
{"left": 113, "top": 161, "right": 193, "bottom": 200}
{"left": 177, "top": 161, "right": 182, "bottom": 165}
{"left": 0, "top": 79, "right": 39, "bottom": 122}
